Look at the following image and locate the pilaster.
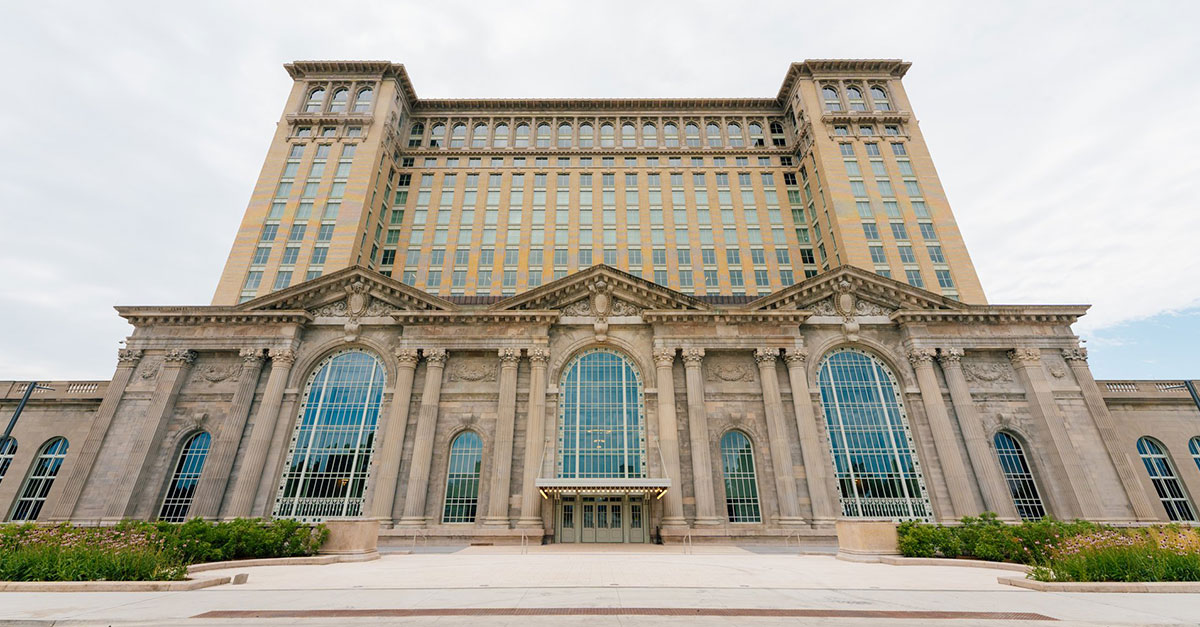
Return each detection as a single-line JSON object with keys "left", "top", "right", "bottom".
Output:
{"left": 224, "top": 348, "right": 296, "bottom": 518}
{"left": 398, "top": 348, "right": 448, "bottom": 527}
{"left": 369, "top": 348, "right": 420, "bottom": 521}
{"left": 191, "top": 348, "right": 266, "bottom": 519}
{"left": 783, "top": 350, "right": 836, "bottom": 524}
{"left": 653, "top": 347, "right": 687, "bottom": 528}
{"left": 754, "top": 348, "right": 803, "bottom": 525}
{"left": 484, "top": 348, "right": 522, "bottom": 526}
{"left": 907, "top": 348, "right": 980, "bottom": 518}
{"left": 517, "top": 348, "right": 550, "bottom": 528}
{"left": 682, "top": 348, "right": 720, "bottom": 526}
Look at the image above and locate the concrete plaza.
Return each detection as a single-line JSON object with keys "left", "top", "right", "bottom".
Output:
{"left": 2, "top": 545, "right": 1198, "bottom": 626}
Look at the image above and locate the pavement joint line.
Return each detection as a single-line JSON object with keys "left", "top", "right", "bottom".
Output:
{"left": 186, "top": 585, "right": 1030, "bottom": 593}
{"left": 191, "top": 608, "right": 1058, "bottom": 620}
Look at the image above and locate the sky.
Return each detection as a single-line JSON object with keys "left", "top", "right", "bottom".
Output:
{"left": 0, "top": 0, "right": 1197, "bottom": 382}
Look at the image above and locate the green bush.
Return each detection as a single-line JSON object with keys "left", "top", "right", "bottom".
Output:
{"left": 896, "top": 512, "right": 1100, "bottom": 565}
{"left": 1031, "top": 527, "right": 1200, "bottom": 582}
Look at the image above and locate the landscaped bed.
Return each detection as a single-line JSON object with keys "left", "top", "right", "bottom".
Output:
{"left": 0, "top": 518, "right": 327, "bottom": 582}
{"left": 897, "top": 512, "right": 1200, "bottom": 582}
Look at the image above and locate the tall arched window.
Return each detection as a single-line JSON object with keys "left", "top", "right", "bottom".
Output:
{"left": 720, "top": 431, "right": 761, "bottom": 522}
{"left": 642, "top": 123, "right": 658, "bottom": 147}
{"left": 622, "top": 123, "right": 637, "bottom": 147}
{"left": 749, "top": 122, "right": 764, "bottom": 147}
{"left": 727, "top": 122, "right": 743, "bottom": 147}
{"left": 536, "top": 123, "right": 552, "bottom": 147}
{"left": 304, "top": 88, "right": 326, "bottom": 113}
{"left": 514, "top": 123, "right": 530, "bottom": 147}
{"left": 0, "top": 437, "right": 16, "bottom": 487}
{"left": 822, "top": 86, "right": 842, "bottom": 111}
{"left": 10, "top": 437, "right": 68, "bottom": 521}
{"left": 450, "top": 123, "right": 467, "bottom": 147}
{"left": 159, "top": 432, "right": 211, "bottom": 522}
{"left": 493, "top": 123, "right": 509, "bottom": 147}
{"left": 685, "top": 123, "right": 700, "bottom": 147}
{"left": 408, "top": 122, "right": 425, "bottom": 148}
{"left": 1137, "top": 437, "right": 1196, "bottom": 521}
{"left": 706, "top": 122, "right": 722, "bottom": 147}
{"left": 1190, "top": 436, "right": 1200, "bottom": 472}
{"left": 663, "top": 123, "right": 679, "bottom": 147}
{"left": 579, "top": 123, "right": 594, "bottom": 147}
{"left": 557, "top": 122, "right": 573, "bottom": 148}
{"left": 273, "top": 350, "right": 385, "bottom": 521}
{"left": 817, "top": 348, "right": 930, "bottom": 518}
{"left": 600, "top": 123, "right": 615, "bottom": 147}
{"left": 329, "top": 88, "right": 349, "bottom": 113}
{"left": 352, "top": 87, "right": 373, "bottom": 113}
{"left": 442, "top": 431, "right": 483, "bottom": 523}
{"left": 870, "top": 86, "right": 891, "bottom": 111}
{"left": 993, "top": 432, "right": 1045, "bottom": 520}
{"left": 558, "top": 348, "right": 645, "bottom": 478}
{"left": 472, "top": 123, "right": 488, "bottom": 147}
{"left": 429, "top": 123, "right": 446, "bottom": 148}
{"left": 847, "top": 86, "right": 866, "bottom": 111}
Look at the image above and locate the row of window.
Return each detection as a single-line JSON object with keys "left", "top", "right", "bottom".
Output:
{"left": 408, "top": 119, "right": 788, "bottom": 149}
{"left": 821, "top": 85, "right": 893, "bottom": 112}
{"left": 302, "top": 86, "right": 374, "bottom": 114}
{"left": 403, "top": 154, "right": 796, "bottom": 169}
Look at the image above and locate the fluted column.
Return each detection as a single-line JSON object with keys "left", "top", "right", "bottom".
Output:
{"left": 398, "top": 348, "right": 449, "bottom": 526}
{"left": 908, "top": 348, "right": 980, "bottom": 518}
{"left": 1009, "top": 348, "right": 1099, "bottom": 518}
{"left": 937, "top": 348, "right": 1017, "bottom": 520}
{"left": 653, "top": 348, "right": 687, "bottom": 527}
{"left": 517, "top": 348, "right": 550, "bottom": 528}
{"left": 225, "top": 348, "right": 296, "bottom": 518}
{"left": 783, "top": 350, "right": 836, "bottom": 524}
{"left": 755, "top": 348, "right": 803, "bottom": 524}
{"left": 484, "top": 348, "right": 522, "bottom": 526}
{"left": 682, "top": 349, "right": 719, "bottom": 525}
{"left": 369, "top": 348, "right": 420, "bottom": 521}
{"left": 45, "top": 349, "right": 143, "bottom": 521}
{"left": 190, "top": 348, "right": 266, "bottom": 519}
{"left": 105, "top": 348, "right": 196, "bottom": 520}
{"left": 1063, "top": 347, "right": 1158, "bottom": 520}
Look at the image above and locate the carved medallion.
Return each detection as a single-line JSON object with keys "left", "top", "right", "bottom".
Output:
{"left": 449, "top": 360, "right": 498, "bottom": 382}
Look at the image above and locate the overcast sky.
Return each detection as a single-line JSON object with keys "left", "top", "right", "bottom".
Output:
{"left": 1, "top": 1, "right": 1197, "bottom": 382}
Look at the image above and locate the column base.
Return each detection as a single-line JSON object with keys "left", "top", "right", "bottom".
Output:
{"left": 395, "top": 517, "right": 427, "bottom": 528}
{"left": 482, "top": 517, "right": 512, "bottom": 527}
{"left": 516, "top": 517, "right": 544, "bottom": 528}
{"left": 691, "top": 516, "right": 723, "bottom": 526}
{"left": 775, "top": 516, "right": 807, "bottom": 526}
{"left": 660, "top": 517, "right": 689, "bottom": 529}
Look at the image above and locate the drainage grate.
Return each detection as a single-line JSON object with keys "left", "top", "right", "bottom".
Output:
{"left": 195, "top": 608, "right": 1055, "bottom": 620}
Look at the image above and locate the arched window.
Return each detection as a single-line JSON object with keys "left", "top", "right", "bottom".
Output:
{"left": 579, "top": 123, "right": 594, "bottom": 147}
{"left": 817, "top": 348, "right": 930, "bottom": 518}
{"left": 622, "top": 122, "right": 637, "bottom": 147}
{"left": 450, "top": 123, "right": 467, "bottom": 147}
{"left": 158, "top": 432, "right": 211, "bottom": 522}
{"left": 471, "top": 123, "right": 488, "bottom": 147}
{"left": 642, "top": 123, "right": 658, "bottom": 147}
{"left": 10, "top": 437, "right": 68, "bottom": 521}
{"left": 329, "top": 88, "right": 349, "bottom": 113}
{"left": 706, "top": 122, "right": 722, "bottom": 147}
{"left": 727, "top": 122, "right": 743, "bottom": 147}
{"left": 1137, "top": 437, "right": 1196, "bottom": 521}
{"left": 558, "top": 348, "right": 645, "bottom": 478}
{"left": 557, "top": 123, "right": 573, "bottom": 148}
{"left": 442, "top": 431, "right": 483, "bottom": 523}
{"left": 493, "top": 123, "right": 509, "bottom": 147}
{"left": 536, "top": 123, "right": 552, "bottom": 147}
{"left": 304, "top": 88, "right": 325, "bottom": 113}
{"left": 0, "top": 437, "right": 15, "bottom": 487}
{"left": 514, "top": 123, "right": 530, "bottom": 147}
{"left": 994, "top": 432, "right": 1045, "bottom": 520}
{"left": 749, "top": 122, "right": 764, "bottom": 147}
{"left": 847, "top": 86, "right": 866, "bottom": 111}
{"left": 663, "top": 123, "right": 679, "bottom": 147}
{"left": 429, "top": 123, "right": 446, "bottom": 148}
{"left": 870, "top": 86, "right": 891, "bottom": 111}
{"left": 822, "top": 86, "right": 842, "bottom": 111}
{"left": 353, "top": 87, "right": 373, "bottom": 113}
{"left": 600, "top": 123, "right": 615, "bottom": 147}
{"left": 685, "top": 123, "right": 700, "bottom": 147}
{"left": 721, "top": 431, "right": 761, "bottom": 522}
{"left": 1190, "top": 436, "right": 1200, "bottom": 472}
{"left": 273, "top": 350, "right": 385, "bottom": 521}
{"left": 408, "top": 122, "right": 425, "bottom": 148}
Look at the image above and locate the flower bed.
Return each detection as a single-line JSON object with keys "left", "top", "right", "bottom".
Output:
{"left": 0, "top": 518, "right": 327, "bottom": 582}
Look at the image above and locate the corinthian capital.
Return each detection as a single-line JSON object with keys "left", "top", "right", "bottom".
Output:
{"left": 681, "top": 348, "right": 705, "bottom": 365}
{"left": 906, "top": 348, "right": 936, "bottom": 367}
{"left": 1008, "top": 348, "right": 1041, "bottom": 365}
{"left": 239, "top": 348, "right": 265, "bottom": 365}
{"left": 753, "top": 347, "right": 779, "bottom": 364}
{"left": 269, "top": 348, "right": 297, "bottom": 366}
{"left": 394, "top": 348, "right": 420, "bottom": 366}
{"left": 1061, "top": 347, "right": 1088, "bottom": 363}
{"left": 527, "top": 347, "right": 550, "bottom": 364}
{"left": 937, "top": 348, "right": 964, "bottom": 366}
{"left": 423, "top": 348, "right": 449, "bottom": 365}
{"left": 652, "top": 348, "right": 676, "bottom": 367}
{"left": 116, "top": 348, "right": 143, "bottom": 365}
{"left": 498, "top": 347, "right": 522, "bottom": 364}
{"left": 782, "top": 350, "right": 808, "bottom": 366}
{"left": 164, "top": 349, "right": 197, "bottom": 365}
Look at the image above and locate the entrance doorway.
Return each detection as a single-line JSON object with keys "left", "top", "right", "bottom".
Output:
{"left": 555, "top": 495, "right": 647, "bottom": 543}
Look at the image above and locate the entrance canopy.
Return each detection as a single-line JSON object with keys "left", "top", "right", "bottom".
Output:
{"left": 536, "top": 477, "right": 670, "bottom": 498}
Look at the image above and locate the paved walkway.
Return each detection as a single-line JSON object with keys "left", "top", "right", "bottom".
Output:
{"left": 2, "top": 546, "right": 1198, "bottom": 626}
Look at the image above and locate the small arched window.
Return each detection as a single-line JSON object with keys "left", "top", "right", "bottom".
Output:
{"left": 450, "top": 123, "right": 467, "bottom": 147}
{"left": 642, "top": 123, "right": 658, "bottom": 147}
{"left": 408, "top": 122, "right": 425, "bottom": 146}
{"left": 847, "top": 86, "right": 866, "bottom": 111}
{"left": 304, "top": 88, "right": 326, "bottom": 113}
{"left": 0, "top": 436, "right": 16, "bottom": 487}
{"left": 514, "top": 123, "right": 530, "bottom": 147}
{"left": 721, "top": 431, "right": 761, "bottom": 523}
{"left": 1190, "top": 436, "right": 1200, "bottom": 473}
{"left": 994, "top": 432, "right": 1046, "bottom": 520}
{"left": 579, "top": 123, "right": 594, "bottom": 147}
{"left": 769, "top": 121, "right": 784, "bottom": 135}
{"left": 472, "top": 123, "right": 489, "bottom": 147}
{"left": 536, "top": 123, "right": 552, "bottom": 147}
{"left": 558, "top": 123, "right": 573, "bottom": 148}
{"left": 1137, "top": 437, "right": 1196, "bottom": 522}
{"left": 429, "top": 123, "right": 446, "bottom": 148}
{"left": 159, "top": 431, "right": 211, "bottom": 522}
{"left": 706, "top": 122, "right": 722, "bottom": 147}
{"left": 10, "top": 437, "right": 68, "bottom": 521}
{"left": 663, "top": 123, "right": 679, "bottom": 147}
{"left": 822, "top": 86, "right": 841, "bottom": 111}
{"left": 727, "top": 122, "right": 743, "bottom": 147}
{"left": 600, "top": 123, "right": 615, "bottom": 147}
{"left": 870, "top": 86, "right": 891, "bottom": 111}
{"left": 329, "top": 88, "right": 349, "bottom": 113}
{"left": 622, "top": 122, "right": 637, "bottom": 147}
{"left": 748, "top": 123, "right": 764, "bottom": 147}
{"left": 493, "top": 123, "right": 509, "bottom": 148}
{"left": 443, "top": 431, "right": 483, "bottom": 523}
{"left": 685, "top": 123, "right": 701, "bottom": 147}
{"left": 353, "top": 87, "right": 373, "bottom": 113}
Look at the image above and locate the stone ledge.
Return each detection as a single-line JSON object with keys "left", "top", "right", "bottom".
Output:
{"left": 188, "top": 554, "right": 339, "bottom": 574}
{"left": 0, "top": 575, "right": 230, "bottom": 592}
{"left": 999, "top": 576, "right": 1200, "bottom": 593}
{"left": 880, "top": 556, "right": 1030, "bottom": 573}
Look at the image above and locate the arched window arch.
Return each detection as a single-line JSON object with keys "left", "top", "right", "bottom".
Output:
{"left": 0, "top": 436, "right": 16, "bottom": 487}
{"left": 514, "top": 123, "right": 530, "bottom": 147}
{"left": 450, "top": 123, "right": 467, "bottom": 147}
{"left": 727, "top": 122, "right": 743, "bottom": 147}
{"left": 822, "top": 86, "right": 842, "bottom": 111}
{"left": 706, "top": 122, "right": 722, "bottom": 147}
{"left": 622, "top": 122, "right": 637, "bottom": 147}
{"left": 720, "top": 431, "right": 761, "bottom": 522}
{"left": 558, "top": 348, "right": 646, "bottom": 478}
{"left": 329, "top": 88, "right": 349, "bottom": 113}
{"left": 273, "top": 349, "right": 385, "bottom": 521}
{"left": 557, "top": 123, "right": 573, "bottom": 148}
{"left": 304, "top": 88, "right": 326, "bottom": 113}
{"left": 1137, "top": 437, "right": 1196, "bottom": 521}
{"left": 408, "top": 122, "right": 425, "bottom": 148}
{"left": 685, "top": 123, "right": 701, "bottom": 147}
{"left": 536, "top": 123, "right": 552, "bottom": 147}
{"left": 352, "top": 87, "right": 373, "bottom": 113}
{"left": 579, "top": 123, "right": 594, "bottom": 147}
{"left": 1190, "top": 436, "right": 1200, "bottom": 473}
{"left": 993, "top": 431, "right": 1046, "bottom": 520}
{"left": 600, "top": 123, "right": 615, "bottom": 147}
{"left": 817, "top": 348, "right": 930, "bottom": 518}
{"left": 158, "top": 431, "right": 211, "bottom": 522}
{"left": 748, "top": 122, "right": 764, "bottom": 147}
{"left": 769, "top": 121, "right": 784, "bottom": 135}
{"left": 429, "top": 123, "right": 446, "bottom": 148}
{"left": 847, "top": 86, "right": 866, "bottom": 111}
{"left": 10, "top": 437, "right": 68, "bottom": 521}
{"left": 870, "top": 86, "right": 891, "bottom": 111}
{"left": 493, "top": 123, "right": 509, "bottom": 148}
{"left": 642, "top": 123, "right": 658, "bottom": 147}
{"left": 442, "top": 430, "right": 483, "bottom": 523}
{"left": 471, "top": 123, "right": 489, "bottom": 147}
{"left": 663, "top": 123, "right": 679, "bottom": 147}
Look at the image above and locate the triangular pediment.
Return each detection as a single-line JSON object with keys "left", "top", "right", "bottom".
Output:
{"left": 746, "top": 265, "right": 968, "bottom": 314}
{"left": 237, "top": 265, "right": 456, "bottom": 314}
{"left": 489, "top": 265, "right": 710, "bottom": 314}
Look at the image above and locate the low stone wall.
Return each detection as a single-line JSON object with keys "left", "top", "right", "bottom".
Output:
{"left": 999, "top": 577, "right": 1200, "bottom": 593}
{"left": 834, "top": 520, "right": 899, "bottom": 562}
{"left": 319, "top": 518, "right": 381, "bottom": 560}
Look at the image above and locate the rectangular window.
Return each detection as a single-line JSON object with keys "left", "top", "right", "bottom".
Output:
{"left": 729, "top": 270, "right": 744, "bottom": 287}
{"left": 862, "top": 222, "right": 880, "bottom": 240}
{"left": 905, "top": 269, "right": 924, "bottom": 288}
{"left": 898, "top": 245, "right": 916, "bottom": 264}
{"left": 251, "top": 246, "right": 271, "bottom": 266}
{"left": 869, "top": 246, "right": 886, "bottom": 264}
{"left": 310, "top": 246, "right": 328, "bottom": 266}
{"left": 927, "top": 245, "right": 945, "bottom": 264}
{"left": 891, "top": 222, "right": 909, "bottom": 240}
{"left": 754, "top": 269, "right": 770, "bottom": 286}
{"left": 243, "top": 271, "right": 262, "bottom": 290}
{"left": 936, "top": 269, "right": 955, "bottom": 288}
{"left": 272, "top": 271, "right": 292, "bottom": 290}
{"left": 891, "top": 142, "right": 907, "bottom": 156}
{"left": 280, "top": 246, "right": 300, "bottom": 266}
{"left": 919, "top": 223, "right": 937, "bottom": 240}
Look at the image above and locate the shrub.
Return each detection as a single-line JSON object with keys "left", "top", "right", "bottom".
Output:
{"left": 1031, "top": 527, "right": 1200, "bottom": 582}
{"left": 896, "top": 512, "right": 1100, "bottom": 565}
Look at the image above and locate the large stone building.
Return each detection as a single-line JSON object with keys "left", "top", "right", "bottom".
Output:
{"left": 2, "top": 60, "right": 1198, "bottom": 545}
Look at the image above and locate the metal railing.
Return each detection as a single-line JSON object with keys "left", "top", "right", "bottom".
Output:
{"left": 520, "top": 531, "right": 529, "bottom": 555}
{"left": 682, "top": 531, "right": 693, "bottom": 554}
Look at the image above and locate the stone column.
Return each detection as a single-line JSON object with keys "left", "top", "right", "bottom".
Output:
{"left": 190, "top": 348, "right": 266, "bottom": 519}
{"left": 783, "top": 350, "right": 837, "bottom": 524}
{"left": 45, "top": 348, "right": 143, "bottom": 521}
{"left": 484, "top": 348, "right": 522, "bottom": 526}
{"left": 398, "top": 348, "right": 449, "bottom": 526}
{"left": 653, "top": 348, "right": 687, "bottom": 527}
{"left": 517, "top": 348, "right": 550, "bottom": 528}
{"left": 225, "top": 348, "right": 296, "bottom": 518}
{"left": 1009, "top": 348, "right": 1099, "bottom": 518}
{"left": 682, "top": 349, "right": 720, "bottom": 525}
{"left": 105, "top": 348, "right": 196, "bottom": 520}
{"left": 1063, "top": 347, "right": 1158, "bottom": 520}
{"left": 908, "top": 348, "right": 980, "bottom": 518}
{"left": 368, "top": 348, "right": 420, "bottom": 521}
{"left": 936, "top": 348, "right": 1018, "bottom": 520}
{"left": 755, "top": 348, "right": 803, "bottom": 524}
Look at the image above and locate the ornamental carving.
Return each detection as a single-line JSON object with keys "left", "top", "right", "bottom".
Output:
{"left": 652, "top": 348, "right": 676, "bottom": 367}
{"left": 681, "top": 348, "right": 705, "bottom": 365}
{"left": 1048, "top": 365, "right": 1067, "bottom": 379}
{"left": 782, "top": 350, "right": 808, "bottom": 366}
{"left": 937, "top": 348, "right": 964, "bottom": 365}
{"left": 855, "top": 300, "right": 895, "bottom": 316}
{"left": 1062, "top": 347, "right": 1088, "bottom": 363}
{"left": 137, "top": 359, "right": 162, "bottom": 380}
{"left": 164, "top": 349, "right": 197, "bottom": 365}
{"left": 960, "top": 361, "right": 1014, "bottom": 384}
{"left": 562, "top": 299, "right": 592, "bottom": 316}
{"left": 810, "top": 299, "right": 837, "bottom": 316}
{"left": 705, "top": 359, "right": 756, "bottom": 382}
{"left": 306, "top": 281, "right": 392, "bottom": 342}
{"left": 239, "top": 348, "right": 265, "bottom": 365}
{"left": 394, "top": 348, "right": 420, "bottom": 366}
{"left": 1008, "top": 348, "right": 1041, "bottom": 365}
{"left": 424, "top": 348, "right": 449, "bottom": 365}
{"left": 528, "top": 347, "right": 550, "bottom": 364}
{"left": 753, "top": 348, "right": 779, "bottom": 364}
{"left": 833, "top": 280, "right": 856, "bottom": 317}
{"left": 269, "top": 349, "right": 297, "bottom": 366}
{"left": 449, "top": 360, "right": 498, "bottom": 382}
{"left": 309, "top": 300, "right": 349, "bottom": 317}
{"left": 497, "top": 348, "right": 522, "bottom": 365}
{"left": 191, "top": 362, "right": 242, "bottom": 384}
{"left": 906, "top": 348, "right": 936, "bottom": 366}
{"left": 117, "top": 349, "right": 143, "bottom": 365}
{"left": 610, "top": 299, "right": 641, "bottom": 316}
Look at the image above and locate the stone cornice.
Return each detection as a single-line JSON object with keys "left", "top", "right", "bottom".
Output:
{"left": 397, "top": 146, "right": 794, "bottom": 158}
{"left": 413, "top": 98, "right": 781, "bottom": 113}
{"left": 284, "top": 113, "right": 374, "bottom": 126}
{"left": 640, "top": 310, "right": 812, "bottom": 324}
{"left": 777, "top": 59, "right": 911, "bottom": 102}
{"left": 889, "top": 306, "right": 1090, "bottom": 325}
{"left": 390, "top": 310, "right": 559, "bottom": 324}
{"left": 285, "top": 61, "right": 417, "bottom": 103}
{"left": 820, "top": 112, "right": 912, "bottom": 126}
{"left": 116, "top": 307, "right": 312, "bottom": 326}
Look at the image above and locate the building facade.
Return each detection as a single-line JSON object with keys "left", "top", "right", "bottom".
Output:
{"left": 2, "top": 61, "right": 1199, "bottom": 545}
